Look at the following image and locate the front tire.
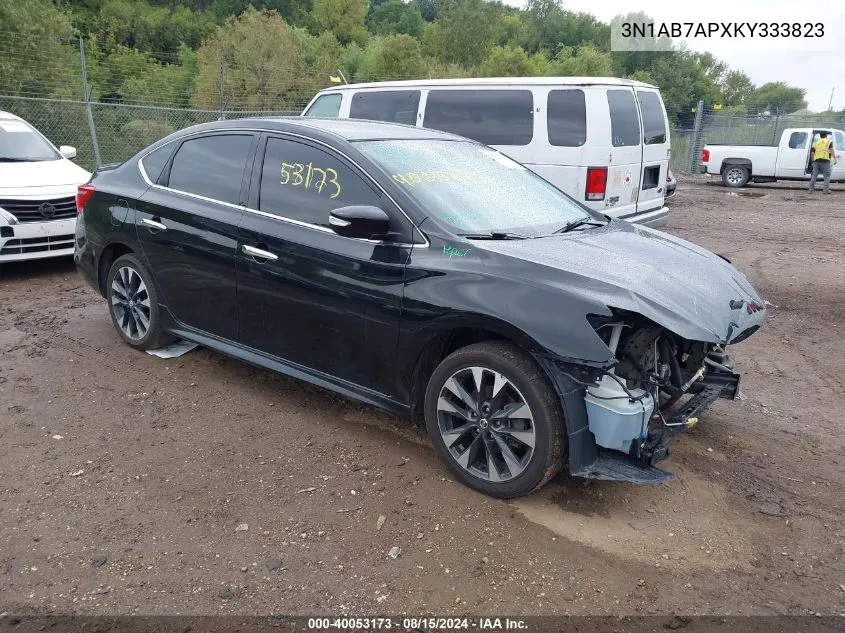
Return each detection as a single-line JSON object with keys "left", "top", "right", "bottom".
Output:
{"left": 106, "top": 253, "right": 174, "bottom": 350}
{"left": 423, "top": 342, "right": 565, "bottom": 498}
{"left": 722, "top": 165, "right": 749, "bottom": 188}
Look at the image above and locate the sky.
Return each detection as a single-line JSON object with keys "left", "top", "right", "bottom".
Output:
{"left": 504, "top": 0, "right": 845, "bottom": 112}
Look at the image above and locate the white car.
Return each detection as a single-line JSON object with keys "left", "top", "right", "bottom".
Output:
{"left": 0, "top": 111, "right": 91, "bottom": 263}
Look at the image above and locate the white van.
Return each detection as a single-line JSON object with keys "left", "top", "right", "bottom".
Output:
{"left": 301, "top": 77, "right": 670, "bottom": 227}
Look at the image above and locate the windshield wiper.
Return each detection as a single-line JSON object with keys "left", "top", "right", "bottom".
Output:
{"left": 552, "top": 217, "right": 607, "bottom": 234}
{"left": 457, "top": 231, "right": 530, "bottom": 240}
{"left": 0, "top": 157, "right": 35, "bottom": 162}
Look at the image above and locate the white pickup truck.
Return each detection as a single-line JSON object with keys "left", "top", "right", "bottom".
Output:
{"left": 701, "top": 127, "right": 845, "bottom": 187}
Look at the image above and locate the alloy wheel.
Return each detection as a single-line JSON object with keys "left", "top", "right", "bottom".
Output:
{"left": 110, "top": 266, "right": 151, "bottom": 340}
{"left": 436, "top": 366, "right": 536, "bottom": 482}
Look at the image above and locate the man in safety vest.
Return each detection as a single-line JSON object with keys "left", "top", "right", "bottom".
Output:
{"left": 808, "top": 131, "right": 835, "bottom": 194}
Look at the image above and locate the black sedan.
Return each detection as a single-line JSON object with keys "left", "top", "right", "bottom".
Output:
{"left": 74, "top": 118, "right": 765, "bottom": 498}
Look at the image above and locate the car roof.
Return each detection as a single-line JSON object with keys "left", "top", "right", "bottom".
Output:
{"left": 167, "top": 116, "right": 468, "bottom": 144}
{"left": 0, "top": 110, "right": 23, "bottom": 121}
{"left": 315, "top": 76, "right": 658, "bottom": 93}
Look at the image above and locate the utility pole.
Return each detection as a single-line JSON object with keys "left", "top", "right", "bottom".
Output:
{"left": 827, "top": 88, "right": 835, "bottom": 113}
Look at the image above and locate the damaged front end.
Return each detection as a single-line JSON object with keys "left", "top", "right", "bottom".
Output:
{"left": 539, "top": 308, "right": 760, "bottom": 485}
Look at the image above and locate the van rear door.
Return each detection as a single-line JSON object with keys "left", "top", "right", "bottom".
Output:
{"left": 602, "top": 88, "right": 643, "bottom": 220}
{"left": 635, "top": 89, "right": 669, "bottom": 214}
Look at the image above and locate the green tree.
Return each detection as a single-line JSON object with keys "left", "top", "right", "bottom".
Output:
{"left": 478, "top": 45, "right": 536, "bottom": 77}
{"left": 546, "top": 44, "right": 613, "bottom": 76}
{"left": 192, "top": 7, "right": 308, "bottom": 110}
{"left": 367, "top": 0, "right": 424, "bottom": 37}
{"left": 356, "top": 34, "right": 425, "bottom": 81}
{"left": 747, "top": 81, "right": 807, "bottom": 114}
{"left": 436, "top": 0, "right": 497, "bottom": 67}
{"left": 0, "top": 0, "right": 79, "bottom": 99}
{"left": 312, "top": 0, "right": 367, "bottom": 46}
{"left": 415, "top": 0, "right": 436, "bottom": 22}
{"left": 720, "top": 70, "right": 755, "bottom": 107}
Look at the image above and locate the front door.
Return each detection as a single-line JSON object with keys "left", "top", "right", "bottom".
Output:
{"left": 135, "top": 132, "right": 257, "bottom": 341}
{"left": 776, "top": 130, "right": 812, "bottom": 179}
{"left": 832, "top": 130, "right": 845, "bottom": 182}
{"left": 236, "top": 134, "right": 413, "bottom": 398}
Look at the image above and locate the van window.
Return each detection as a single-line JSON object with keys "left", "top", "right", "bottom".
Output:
{"left": 834, "top": 131, "right": 844, "bottom": 152}
{"left": 607, "top": 90, "right": 641, "bottom": 147}
{"left": 305, "top": 94, "right": 342, "bottom": 118}
{"left": 788, "top": 132, "right": 808, "bottom": 149}
{"left": 636, "top": 91, "right": 666, "bottom": 145}
{"left": 547, "top": 90, "right": 587, "bottom": 147}
{"left": 350, "top": 91, "right": 420, "bottom": 126}
{"left": 423, "top": 90, "right": 533, "bottom": 146}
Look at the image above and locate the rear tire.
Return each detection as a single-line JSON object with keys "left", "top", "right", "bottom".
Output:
{"left": 423, "top": 341, "right": 565, "bottom": 499}
{"left": 106, "top": 253, "right": 174, "bottom": 351}
{"left": 722, "top": 165, "right": 749, "bottom": 188}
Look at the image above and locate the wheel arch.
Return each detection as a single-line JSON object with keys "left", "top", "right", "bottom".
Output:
{"left": 720, "top": 158, "right": 752, "bottom": 174}
{"left": 405, "top": 316, "right": 556, "bottom": 425}
{"left": 97, "top": 241, "right": 137, "bottom": 297}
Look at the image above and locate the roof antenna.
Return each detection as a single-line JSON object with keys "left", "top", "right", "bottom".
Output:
{"left": 338, "top": 69, "right": 349, "bottom": 85}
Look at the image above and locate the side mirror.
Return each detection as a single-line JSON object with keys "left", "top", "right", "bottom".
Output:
{"left": 329, "top": 205, "right": 390, "bottom": 240}
{"left": 59, "top": 145, "right": 77, "bottom": 159}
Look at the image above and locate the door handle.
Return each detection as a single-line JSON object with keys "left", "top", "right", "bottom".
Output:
{"left": 141, "top": 217, "right": 167, "bottom": 231}
{"left": 242, "top": 244, "right": 278, "bottom": 262}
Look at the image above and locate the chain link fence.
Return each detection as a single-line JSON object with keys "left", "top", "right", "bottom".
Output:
{"left": 3, "top": 31, "right": 843, "bottom": 175}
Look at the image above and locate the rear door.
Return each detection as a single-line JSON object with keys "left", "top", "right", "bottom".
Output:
{"left": 604, "top": 88, "right": 643, "bottom": 220}
{"left": 831, "top": 130, "right": 845, "bottom": 181}
{"left": 635, "top": 89, "right": 669, "bottom": 212}
{"left": 135, "top": 132, "right": 257, "bottom": 341}
{"left": 775, "top": 130, "right": 811, "bottom": 178}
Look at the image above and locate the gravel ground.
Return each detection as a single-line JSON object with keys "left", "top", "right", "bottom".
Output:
{"left": 1, "top": 177, "right": 844, "bottom": 618}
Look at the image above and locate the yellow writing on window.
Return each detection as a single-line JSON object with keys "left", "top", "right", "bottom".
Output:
{"left": 391, "top": 170, "right": 472, "bottom": 187}
{"left": 280, "top": 162, "right": 341, "bottom": 199}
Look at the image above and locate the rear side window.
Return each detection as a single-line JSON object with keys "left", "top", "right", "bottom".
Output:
{"left": 140, "top": 144, "right": 175, "bottom": 184}
{"left": 547, "top": 90, "right": 587, "bottom": 147}
{"left": 607, "top": 90, "right": 641, "bottom": 147}
{"left": 788, "top": 132, "right": 808, "bottom": 149}
{"left": 305, "top": 94, "right": 342, "bottom": 118}
{"left": 258, "top": 137, "right": 381, "bottom": 228}
{"left": 636, "top": 90, "right": 666, "bottom": 145}
{"left": 350, "top": 91, "right": 420, "bottom": 126}
{"left": 166, "top": 134, "right": 254, "bottom": 205}
{"left": 423, "top": 90, "right": 533, "bottom": 146}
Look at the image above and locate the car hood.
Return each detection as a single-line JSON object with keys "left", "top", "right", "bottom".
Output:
{"left": 474, "top": 220, "right": 766, "bottom": 345}
{"left": 0, "top": 158, "right": 91, "bottom": 191}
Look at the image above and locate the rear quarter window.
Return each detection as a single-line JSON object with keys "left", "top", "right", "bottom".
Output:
{"left": 423, "top": 90, "right": 534, "bottom": 146}
{"left": 636, "top": 90, "right": 666, "bottom": 145}
{"left": 140, "top": 144, "right": 175, "bottom": 184}
{"left": 350, "top": 91, "right": 420, "bottom": 126}
{"left": 788, "top": 132, "right": 808, "bottom": 149}
{"left": 304, "top": 94, "right": 342, "bottom": 118}
{"left": 607, "top": 89, "right": 641, "bottom": 147}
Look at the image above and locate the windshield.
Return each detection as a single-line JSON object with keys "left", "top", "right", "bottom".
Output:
{"left": 354, "top": 139, "right": 590, "bottom": 234}
{"left": 0, "top": 119, "right": 60, "bottom": 161}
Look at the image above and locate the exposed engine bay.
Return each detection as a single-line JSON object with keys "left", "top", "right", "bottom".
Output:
{"left": 582, "top": 311, "right": 747, "bottom": 472}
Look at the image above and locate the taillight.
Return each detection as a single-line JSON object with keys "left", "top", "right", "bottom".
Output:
{"left": 701, "top": 148, "right": 710, "bottom": 163}
{"left": 585, "top": 167, "right": 607, "bottom": 201}
{"left": 76, "top": 184, "right": 95, "bottom": 214}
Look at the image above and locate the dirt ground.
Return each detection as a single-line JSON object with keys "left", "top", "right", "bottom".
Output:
{"left": 1, "top": 177, "right": 844, "bottom": 618}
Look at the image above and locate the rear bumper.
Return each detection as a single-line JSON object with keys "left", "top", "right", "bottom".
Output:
{"left": 73, "top": 213, "right": 101, "bottom": 295}
{"left": 0, "top": 217, "right": 77, "bottom": 263}
{"left": 622, "top": 205, "right": 669, "bottom": 229}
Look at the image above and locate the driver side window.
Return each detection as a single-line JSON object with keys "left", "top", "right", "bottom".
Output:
{"left": 788, "top": 132, "right": 807, "bottom": 149}
{"left": 258, "top": 137, "right": 384, "bottom": 229}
